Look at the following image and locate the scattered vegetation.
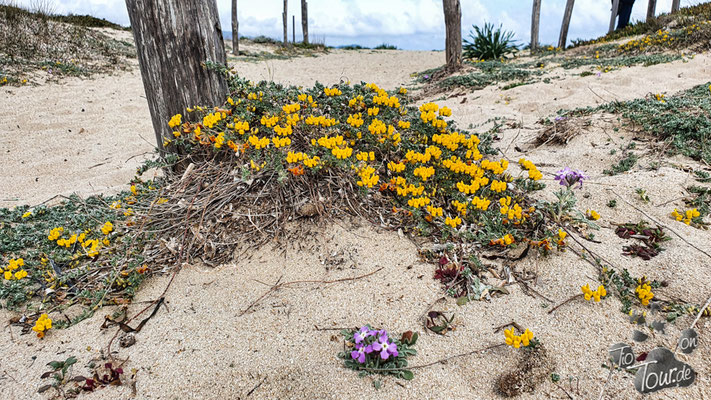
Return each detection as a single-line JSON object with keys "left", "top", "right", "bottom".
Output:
{"left": 0, "top": 3, "right": 134, "bottom": 84}
{"left": 571, "top": 84, "right": 711, "bottom": 164}
{"left": 570, "top": 2, "right": 711, "bottom": 50}
{"left": 603, "top": 152, "right": 638, "bottom": 176}
{"left": 374, "top": 43, "right": 397, "bottom": 50}
{"left": 463, "top": 23, "right": 518, "bottom": 61}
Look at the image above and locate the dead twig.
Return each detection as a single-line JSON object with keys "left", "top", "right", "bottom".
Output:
{"left": 548, "top": 293, "right": 584, "bottom": 314}
{"left": 358, "top": 343, "right": 506, "bottom": 372}
{"left": 239, "top": 267, "right": 384, "bottom": 316}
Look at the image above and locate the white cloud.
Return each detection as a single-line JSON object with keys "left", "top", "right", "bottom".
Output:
{"left": 9, "top": 0, "right": 709, "bottom": 49}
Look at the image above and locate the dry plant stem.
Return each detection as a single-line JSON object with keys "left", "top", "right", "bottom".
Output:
{"left": 239, "top": 266, "right": 385, "bottom": 316}
{"left": 548, "top": 293, "right": 584, "bottom": 314}
{"left": 492, "top": 321, "right": 524, "bottom": 333}
{"left": 106, "top": 177, "right": 203, "bottom": 359}
{"left": 608, "top": 189, "right": 711, "bottom": 260}
{"left": 555, "top": 382, "right": 575, "bottom": 400}
{"left": 358, "top": 343, "right": 506, "bottom": 372}
{"left": 691, "top": 295, "right": 711, "bottom": 329}
{"left": 597, "top": 366, "right": 614, "bottom": 400}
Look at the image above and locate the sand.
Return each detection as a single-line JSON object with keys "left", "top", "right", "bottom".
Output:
{"left": 2, "top": 38, "right": 711, "bottom": 399}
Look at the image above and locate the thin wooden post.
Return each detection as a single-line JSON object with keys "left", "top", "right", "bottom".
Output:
{"left": 531, "top": 0, "right": 541, "bottom": 53}
{"left": 646, "top": 0, "right": 657, "bottom": 21}
{"left": 443, "top": 0, "right": 462, "bottom": 71}
{"left": 292, "top": 15, "right": 295, "bottom": 43}
{"left": 231, "top": 0, "right": 238, "bottom": 55}
{"left": 609, "top": 0, "right": 619, "bottom": 33}
{"left": 558, "top": 0, "right": 575, "bottom": 49}
{"left": 301, "top": 0, "right": 308, "bottom": 44}
{"left": 282, "top": 0, "right": 288, "bottom": 45}
{"left": 124, "top": 0, "right": 228, "bottom": 153}
{"left": 671, "top": 0, "right": 680, "bottom": 13}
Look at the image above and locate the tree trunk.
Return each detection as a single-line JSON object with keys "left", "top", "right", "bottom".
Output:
{"left": 646, "top": 0, "right": 657, "bottom": 22}
{"left": 557, "top": 0, "right": 575, "bottom": 49}
{"left": 125, "top": 0, "right": 228, "bottom": 154}
{"left": 301, "top": 0, "right": 309, "bottom": 44}
{"left": 283, "top": 0, "right": 288, "bottom": 45}
{"left": 442, "top": 0, "right": 462, "bottom": 71}
{"left": 530, "top": 0, "right": 541, "bottom": 53}
{"left": 609, "top": 0, "right": 619, "bottom": 33}
{"left": 231, "top": 0, "right": 239, "bottom": 55}
{"left": 671, "top": 0, "right": 681, "bottom": 13}
{"left": 293, "top": 15, "right": 295, "bottom": 43}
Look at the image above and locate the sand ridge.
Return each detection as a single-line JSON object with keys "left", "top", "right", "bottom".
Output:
{"left": 1, "top": 45, "right": 711, "bottom": 399}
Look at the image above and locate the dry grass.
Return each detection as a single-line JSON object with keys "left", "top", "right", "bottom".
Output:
{"left": 0, "top": 3, "right": 134, "bottom": 83}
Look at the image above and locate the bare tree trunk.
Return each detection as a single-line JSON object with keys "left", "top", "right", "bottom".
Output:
{"left": 671, "top": 0, "right": 681, "bottom": 13}
{"left": 231, "top": 0, "right": 239, "bottom": 55}
{"left": 442, "top": 0, "right": 461, "bottom": 71}
{"left": 125, "top": 0, "right": 228, "bottom": 154}
{"left": 557, "top": 0, "right": 575, "bottom": 49}
{"left": 301, "top": 0, "right": 309, "bottom": 44}
{"left": 646, "top": 0, "right": 657, "bottom": 21}
{"left": 609, "top": 0, "right": 619, "bottom": 33}
{"left": 283, "top": 0, "right": 288, "bottom": 45}
{"left": 530, "top": 0, "right": 541, "bottom": 54}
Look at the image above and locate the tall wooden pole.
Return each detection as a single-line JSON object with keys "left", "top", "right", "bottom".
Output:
{"left": 293, "top": 15, "right": 295, "bottom": 43}
{"left": 558, "top": 0, "right": 575, "bottom": 49}
{"left": 609, "top": 0, "right": 619, "bottom": 33}
{"left": 646, "top": 0, "right": 657, "bottom": 21}
{"left": 301, "top": 0, "right": 309, "bottom": 44}
{"left": 125, "top": 0, "right": 228, "bottom": 153}
{"left": 283, "top": 0, "right": 288, "bottom": 45}
{"left": 231, "top": 0, "right": 238, "bottom": 55}
{"left": 531, "top": 0, "right": 541, "bottom": 53}
{"left": 671, "top": 0, "right": 681, "bottom": 13}
{"left": 442, "top": 0, "right": 462, "bottom": 71}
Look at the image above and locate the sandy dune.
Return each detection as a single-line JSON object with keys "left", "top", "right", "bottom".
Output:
{"left": 2, "top": 44, "right": 711, "bottom": 399}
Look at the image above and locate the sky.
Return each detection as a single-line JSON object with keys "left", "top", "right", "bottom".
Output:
{"left": 11, "top": 0, "right": 710, "bottom": 50}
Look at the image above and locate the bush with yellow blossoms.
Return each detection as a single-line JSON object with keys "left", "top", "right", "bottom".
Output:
{"left": 170, "top": 75, "right": 559, "bottom": 260}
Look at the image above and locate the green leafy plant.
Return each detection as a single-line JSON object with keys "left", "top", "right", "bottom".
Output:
{"left": 338, "top": 326, "right": 418, "bottom": 386}
{"left": 603, "top": 152, "right": 638, "bottom": 175}
{"left": 463, "top": 23, "right": 518, "bottom": 61}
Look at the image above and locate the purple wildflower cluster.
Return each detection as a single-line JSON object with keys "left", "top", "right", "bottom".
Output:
{"left": 554, "top": 167, "right": 587, "bottom": 189}
{"left": 350, "top": 326, "right": 399, "bottom": 363}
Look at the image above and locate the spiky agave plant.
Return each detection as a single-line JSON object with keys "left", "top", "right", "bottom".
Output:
{"left": 463, "top": 23, "right": 519, "bottom": 61}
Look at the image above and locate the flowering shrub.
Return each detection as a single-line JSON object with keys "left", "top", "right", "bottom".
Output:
{"left": 581, "top": 284, "right": 606, "bottom": 302}
{"left": 636, "top": 283, "right": 654, "bottom": 306}
{"left": 504, "top": 327, "right": 536, "bottom": 349}
{"left": 171, "top": 75, "right": 558, "bottom": 258}
{"left": 338, "top": 326, "right": 418, "bottom": 383}
{"left": 32, "top": 313, "right": 52, "bottom": 338}
{"left": 671, "top": 208, "right": 701, "bottom": 225}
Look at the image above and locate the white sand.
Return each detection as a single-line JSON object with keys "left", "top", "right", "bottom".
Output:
{"left": 1, "top": 44, "right": 711, "bottom": 399}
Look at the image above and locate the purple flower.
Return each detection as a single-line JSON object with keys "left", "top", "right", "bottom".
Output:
{"left": 424, "top": 74, "right": 430, "bottom": 79}
{"left": 371, "top": 333, "right": 399, "bottom": 360}
{"left": 554, "top": 116, "right": 567, "bottom": 122}
{"left": 554, "top": 167, "right": 587, "bottom": 189}
{"left": 596, "top": 72, "right": 602, "bottom": 78}
{"left": 354, "top": 326, "right": 373, "bottom": 344}
{"left": 351, "top": 343, "right": 367, "bottom": 364}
